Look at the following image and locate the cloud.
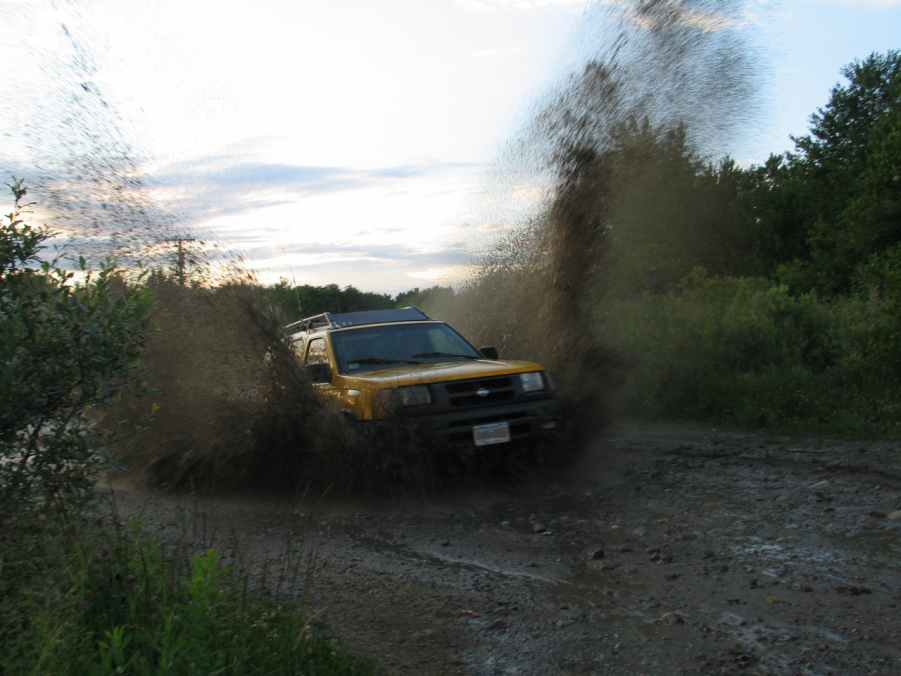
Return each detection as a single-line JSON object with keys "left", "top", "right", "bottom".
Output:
{"left": 803, "top": 0, "right": 901, "bottom": 6}
{"left": 135, "top": 145, "right": 488, "bottom": 291}
{"left": 150, "top": 151, "right": 478, "bottom": 226}
{"left": 12, "top": 134, "right": 486, "bottom": 290}
{"left": 457, "top": 0, "right": 590, "bottom": 11}
{"left": 244, "top": 242, "right": 473, "bottom": 293}
{"left": 406, "top": 266, "right": 468, "bottom": 282}
{"left": 511, "top": 184, "right": 547, "bottom": 199}
{"left": 478, "top": 222, "right": 508, "bottom": 232}
{"left": 471, "top": 47, "right": 522, "bottom": 58}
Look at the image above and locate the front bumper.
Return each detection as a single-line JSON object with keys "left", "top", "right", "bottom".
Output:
{"left": 410, "top": 398, "right": 563, "bottom": 448}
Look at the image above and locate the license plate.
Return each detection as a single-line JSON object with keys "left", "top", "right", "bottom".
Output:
{"left": 473, "top": 421, "right": 510, "bottom": 446}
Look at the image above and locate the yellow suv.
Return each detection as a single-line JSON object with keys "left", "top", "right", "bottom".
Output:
{"left": 287, "top": 307, "right": 561, "bottom": 448}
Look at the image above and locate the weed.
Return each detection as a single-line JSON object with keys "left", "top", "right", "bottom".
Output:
{"left": 607, "top": 272, "right": 901, "bottom": 436}
{"left": 0, "top": 505, "right": 374, "bottom": 675}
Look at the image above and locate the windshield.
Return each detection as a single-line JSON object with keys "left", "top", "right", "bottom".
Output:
{"left": 330, "top": 322, "right": 482, "bottom": 374}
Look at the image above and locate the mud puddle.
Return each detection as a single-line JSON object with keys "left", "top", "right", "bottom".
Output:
{"left": 111, "top": 423, "right": 901, "bottom": 675}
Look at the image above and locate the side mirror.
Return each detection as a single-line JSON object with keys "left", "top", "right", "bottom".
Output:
{"left": 305, "top": 362, "right": 332, "bottom": 384}
{"left": 479, "top": 346, "right": 499, "bottom": 360}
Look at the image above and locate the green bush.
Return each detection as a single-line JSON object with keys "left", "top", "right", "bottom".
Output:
{"left": 0, "top": 510, "right": 372, "bottom": 676}
{"left": 609, "top": 269, "right": 901, "bottom": 434}
{"left": 0, "top": 181, "right": 153, "bottom": 515}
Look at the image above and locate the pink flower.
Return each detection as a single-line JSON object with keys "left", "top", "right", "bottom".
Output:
{"left": 125, "top": 574, "right": 136, "bottom": 582}
{"left": 93, "top": 552, "right": 104, "bottom": 563}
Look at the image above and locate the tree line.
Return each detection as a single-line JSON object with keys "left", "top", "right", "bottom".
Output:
{"left": 593, "top": 50, "right": 901, "bottom": 300}
{"left": 264, "top": 281, "right": 454, "bottom": 322}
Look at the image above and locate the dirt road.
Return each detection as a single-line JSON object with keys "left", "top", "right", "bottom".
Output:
{"left": 114, "top": 424, "right": 901, "bottom": 675}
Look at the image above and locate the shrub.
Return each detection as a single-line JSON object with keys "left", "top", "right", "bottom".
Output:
{"left": 609, "top": 269, "right": 901, "bottom": 434}
{"left": 0, "top": 509, "right": 373, "bottom": 675}
{"left": 0, "top": 181, "right": 153, "bottom": 516}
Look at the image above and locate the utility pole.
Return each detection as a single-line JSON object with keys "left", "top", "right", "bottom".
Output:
{"left": 289, "top": 266, "right": 302, "bottom": 319}
{"left": 160, "top": 238, "right": 197, "bottom": 286}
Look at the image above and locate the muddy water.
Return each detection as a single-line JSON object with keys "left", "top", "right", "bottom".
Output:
{"left": 112, "top": 424, "right": 901, "bottom": 675}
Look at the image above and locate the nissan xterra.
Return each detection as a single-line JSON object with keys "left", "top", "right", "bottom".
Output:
{"left": 287, "top": 307, "right": 561, "bottom": 448}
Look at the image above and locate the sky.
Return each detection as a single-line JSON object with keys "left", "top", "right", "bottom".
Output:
{"left": 0, "top": 0, "right": 899, "bottom": 292}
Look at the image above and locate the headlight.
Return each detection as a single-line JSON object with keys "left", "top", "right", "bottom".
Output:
{"left": 520, "top": 371, "right": 545, "bottom": 392}
{"left": 379, "top": 384, "right": 432, "bottom": 408}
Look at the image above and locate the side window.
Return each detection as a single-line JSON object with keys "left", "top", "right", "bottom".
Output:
{"left": 290, "top": 338, "right": 303, "bottom": 359}
{"left": 305, "top": 338, "right": 329, "bottom": 365}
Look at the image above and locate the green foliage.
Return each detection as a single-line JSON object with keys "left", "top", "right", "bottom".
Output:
{"left": 605, "top": 121, "right": 763, "bottom": 294}
{"left": 590, "top": 52, "right": 901, "bottom": 434}
{"left": 854, "top": 243, "right": 901, "bottom": 379}
{"left": 0, "top": 182, "right": 153, "bottom": 515}
{"left": 264, "top": 281, "right": 394, "bottom": 323}
{"left": 735, "top": 154, "right": 813, "bottom": 275}
{"left": 392, "top": 285, "right": 455, "bottom": 314}
{"left": 609, "top": 271, "right": 901, "bottom": 434}
{"left": 610, "top": 51, "right": 901, "bottom": 294}
{"left": 769, "top": 51, "right": 901, "bottom": 294}
{"left": 0, "top": 511, "right": 373, "bottom": 676}
{"left": 265, "top": 280, "right": 454, "bottom": 323}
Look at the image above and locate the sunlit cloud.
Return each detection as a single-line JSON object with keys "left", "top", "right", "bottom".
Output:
{"left": 479, "top": 222, "right": 508, "bottom": 232}
{"left": 137, "top": 148, "right": 486, "bottom": 292}
{"left": 471, "top": 47, "right": 522, "bottom": 58}
{"left": 150, "top": 151, "right": 480, "bottom": 228}
{"left": 406, "top": 266, "right": 464, "bottom": 282}
{"left": 511, "top": 184, "right": 548, "bottom": 199}
{"left": 248, "top": 245, "right": 474, "bottom": 291}
{"left": 804, "top": 0, "right": 901, "bottom": 6}
{"left": 457, "top": 0, "right": 591, "bottom": 11}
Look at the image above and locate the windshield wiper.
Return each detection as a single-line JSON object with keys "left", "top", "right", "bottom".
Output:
{"left": 352, "top": 357, "right": 419, "bottom": 365}
{"left": 411, "top": 352, "right": 477, "bottom": 359}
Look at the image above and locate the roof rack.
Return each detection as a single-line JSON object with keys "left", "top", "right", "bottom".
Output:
{"left": 285, "top": 306, "right": 433, "bottom": 333}
{"left": 285, "top": 313, "right": 335, "bottom": 333}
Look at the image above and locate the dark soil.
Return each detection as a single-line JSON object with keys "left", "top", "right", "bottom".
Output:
{"left": 112, "top": 423, "right": 901, "bottom": 675}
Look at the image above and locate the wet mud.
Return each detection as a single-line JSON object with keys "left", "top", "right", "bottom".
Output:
{"left": 111, "top": 423, "right": 901, "bottom": 675}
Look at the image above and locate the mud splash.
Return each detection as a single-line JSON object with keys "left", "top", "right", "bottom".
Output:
{"left": 448, "top": 0, "right": 759, "bottom": 438}
{"left": 110, "top": 275, "right": 551, "bottom": 494}
{"left": 115, "top": 0, "right": 761, "bottom": 491}
{"left": 106, "top": 274, "right": 316, "bottom": 491}
{"left": 93, "top": 1, "right": 761, "bottom": 492}
{"left": 1, "top": 14, "right": 203, "bottom": 272}
{"left": 108, "top": 275, "right": 380, "bottom": 494}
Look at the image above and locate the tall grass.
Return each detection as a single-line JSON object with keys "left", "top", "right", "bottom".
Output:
{"left": 608, "top": 270, "right": 901, "bottom": 435}
{"left": 0, "top": 506, "right": 374, "bottom": 676}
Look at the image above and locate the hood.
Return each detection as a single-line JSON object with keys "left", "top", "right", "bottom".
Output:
{"left": 341, "top": 359, "right": 544, "bottom": 387}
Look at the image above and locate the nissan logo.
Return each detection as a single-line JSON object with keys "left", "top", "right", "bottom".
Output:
{"left": 476, "top": 387, "right": 490, "bottom": 397}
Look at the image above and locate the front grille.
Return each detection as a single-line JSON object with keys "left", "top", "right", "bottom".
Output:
{"left": 451, "top": 391, "right": 515, "bottom": 407}
{"left": 445, "top": 377, "right": 512, "bottom": 393}
{"left": 444, "top": 376, "right": 516, "bottom": 408}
